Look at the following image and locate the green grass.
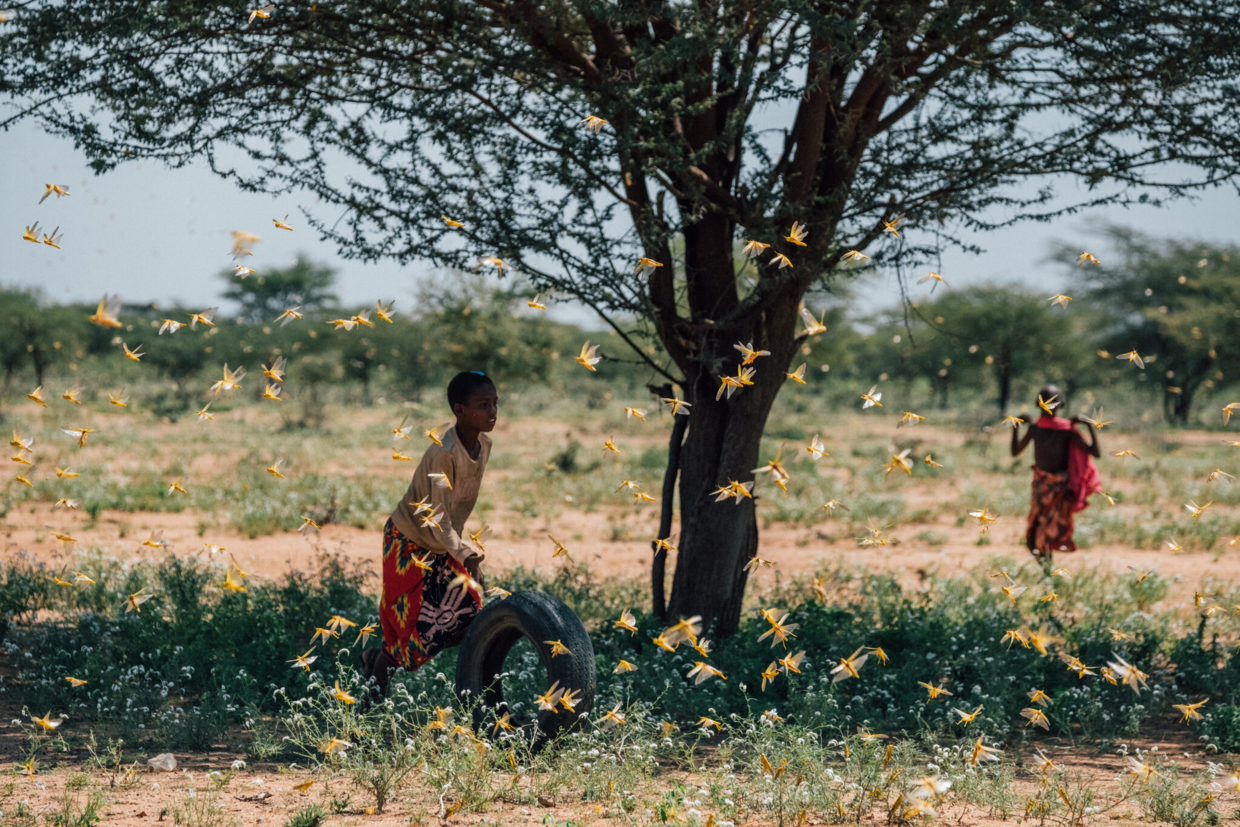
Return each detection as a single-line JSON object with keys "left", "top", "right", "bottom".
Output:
{"left": 4, "top": 547, "right": 1239, "bottom": 825}
{"left": 4, "top": 549, "right": 1240, "bottom": 752}
{"left": 8, "top": 368, "right": 1240, "bottom": 553}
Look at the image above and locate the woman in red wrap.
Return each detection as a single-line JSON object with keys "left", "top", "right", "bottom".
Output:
{"left": 1011, "top": 385, "right": 1102, "bottom": 562}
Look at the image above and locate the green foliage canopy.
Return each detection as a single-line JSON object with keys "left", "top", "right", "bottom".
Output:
{"left": 887, "top": 286, "right": 1096, "bottom": 412}
{"left": 0, "top": 288, "right": 95, "bottom": 389}
{"left": 222, "top": 256, "right": 339, "bottom": 325}
{"left": 1073, "top": 227, "right": 1240, "bottom": 424}
{"left": 2, "top": 0, "right": 1240, "bottom": 378}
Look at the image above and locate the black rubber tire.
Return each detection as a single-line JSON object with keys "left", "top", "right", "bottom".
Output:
{"left": 454, "top": 590, "right": 595, "bottom": 744}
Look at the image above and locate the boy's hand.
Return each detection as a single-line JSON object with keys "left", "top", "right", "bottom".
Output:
{"left": 465, "top": 553, "right": 487, "bottom": 592}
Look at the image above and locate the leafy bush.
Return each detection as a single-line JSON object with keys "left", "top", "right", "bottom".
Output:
{"left": 283, "top": 805, "right": 327, "bottom": 827}
{"left": 1, "top": 549, "right": 1236, "bottom": 756}
{"left": 1132, "top": 759, "right": 1221, "bottom": 827}
{"left": 1197, "top": 704, "right": 1240, "bottom": 752}
{"left": 0, "top": 554, "right": 52, "bottom": 645}
{"left": 170, "top": 790, "right": 237, "bottom": 827}
{"left": 5, "top": 550, "right": 376, "bottom": 748}
{"left": 44, "top": 790, "right": 104, "bottom": 827}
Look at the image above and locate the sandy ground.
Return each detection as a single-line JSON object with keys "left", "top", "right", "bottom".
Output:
{"left": 0, "top": 728, "right": 1228, "bottom": 827}
{"left": 7, "top": 405, "right": 1240, "bottom": 601}
{"left": 4, "top": 499, "right": 1239, "bottom": 607}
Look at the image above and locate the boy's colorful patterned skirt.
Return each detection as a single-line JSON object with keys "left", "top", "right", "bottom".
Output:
{"left": 1026, "top": 466, "right": 1076, "bottom": 557}
{"left": 379, "top": 519, "right": 481, "bottom": 670}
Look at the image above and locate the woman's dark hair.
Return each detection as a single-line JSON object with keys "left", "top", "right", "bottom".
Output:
{"left": 1037, "top": 384, "right": 1063, "bottom": 412}
{"left": 447, "top": 370, "right": 496, "bottom": 409}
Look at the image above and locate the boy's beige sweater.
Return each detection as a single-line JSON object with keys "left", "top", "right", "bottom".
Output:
{"left": 389, "top": 426, "right": 491, "bottom": 562}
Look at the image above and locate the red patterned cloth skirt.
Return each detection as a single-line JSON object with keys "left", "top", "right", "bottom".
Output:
{"left": 1026, "top": 466, "right": 1076, "bottom": 557}
{"left": 379, "top": 519, "right": 481, "bottom": 670}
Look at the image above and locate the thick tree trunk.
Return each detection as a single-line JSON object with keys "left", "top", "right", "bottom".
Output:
{"left": 30, "top": 344, "right": 47, "bottom": 388}
{"left": 996, "top": 362, "right": 1012, "bottom": 412}
{"left": 667, "top": 385, "right": 762, "bottom": 637}
{"left": 666, "top": 297, "right": 801, "bottom": 638}
{"left": 1163, "top": 366, "right": 1207, "bottom": 426}
{"left": 1164, "top": 386, "right": 1194, "bottom": 425}
{"left": 936, "top": 380, "right": 950, "bottom": 409}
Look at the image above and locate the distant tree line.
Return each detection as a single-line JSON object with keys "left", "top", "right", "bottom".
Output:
{"left": 0, "top": 256, "right": 626, "bottom": 423}
{"left": 814, "top": 227, "right": 1240, "bottom": 425}
{"left": 2, "top": 229, "right": 1239, "bottom": 426}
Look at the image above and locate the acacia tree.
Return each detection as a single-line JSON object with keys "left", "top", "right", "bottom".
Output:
{"left": 895, "top": 287, "right": 1095, "bottom": 412}
{"left": 4, "top": 1, "right": 1240, "bottom": 634}
{"left": 221, "top": 256, "right": 339, "bottom": 325}
{"left": 1070, "top": 227, "right": 1240, "bottom": 425}
{"left": 0, "top": 289, "right": 42, "bottom": 393}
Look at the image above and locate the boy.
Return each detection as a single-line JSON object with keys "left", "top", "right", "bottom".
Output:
{"left": 1010, "top": 385, "right": 1102, "bottom": 561}
{"left": 363, "top": 370, "right": 497, "bottom": 698}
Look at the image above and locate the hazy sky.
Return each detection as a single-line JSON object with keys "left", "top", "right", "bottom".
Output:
{"left": 2, "top": 118, "right": 1238, "bottom": 324}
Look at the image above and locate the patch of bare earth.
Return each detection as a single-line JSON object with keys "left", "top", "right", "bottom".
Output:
{"left": 3, "top": 497, "right": 1237, "bottom": 608}
{"left": 0, "top": 725, "right": 1229, "bottom": 827}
